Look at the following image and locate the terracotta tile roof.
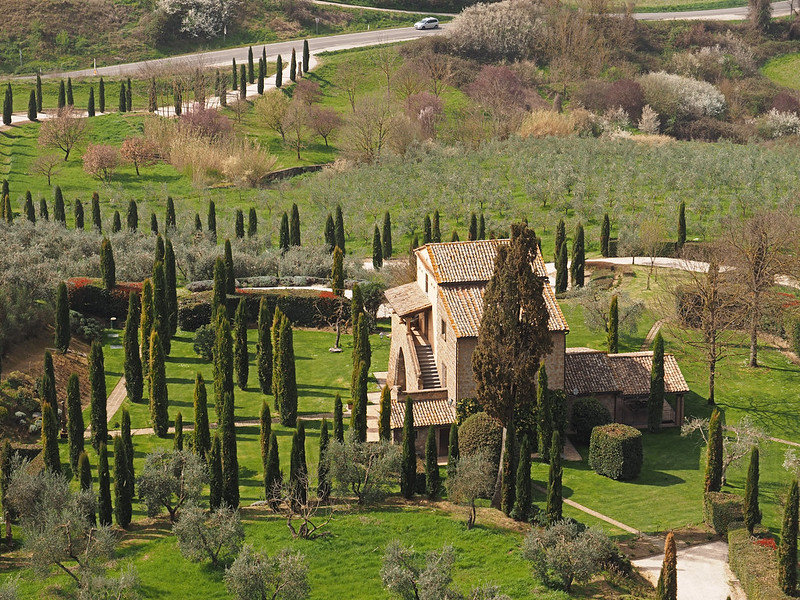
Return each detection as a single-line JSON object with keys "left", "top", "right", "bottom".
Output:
{"left": 608, "top": 352, "right": 690, "bottom": 396}
{"left": 438, "top": 279, "right": 569, "bottom": 338}
{"left": 419, "top": 239, "right": 548, "bottom": 284}
{"left": 565, "top": 348, "right": 689, "bottom": 397}
{"left": 390, "top": 399, "right": 456, "bottom": 430}
{"left": 384, "top": 282, "right": 431, "bottom": 318}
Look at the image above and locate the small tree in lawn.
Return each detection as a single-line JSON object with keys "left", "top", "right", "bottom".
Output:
{"left": 656, "top": 531, "right": 677, "bottom": 600}
{"left": 335, "top": 204, "right": 345, "bottom": 253}
{"left": 121, "top": 407, "right": 134, "bottom": 490}
{"left": 174, "top": 505, "right": 244, "bottom": 567}
{"left": 98, "top": 442, "right": 113, "bottom": 526}
{"left": 207, "top": 199, "right": 217, "bottom": 240}
{"left": 446, "top": 452, "right": 496, "bottom": 529}
{"left": 174, "top": 411, "right": 184, "bottom": 451}
{"left": 303, "top": 40, "right": 310, "bottom": 72}
{"left": 608, "top": 294, "right": 619, "bottom": 354}
{"left": 333, "top": 393, "right": 344, "bottom": 443}
{"left": 257, "top": 299, "right": 273, "bottom": 395}
{"left": 127, "top": 199, "right": 138, "bottom": 232}
{"left": 318, "top": 418, "right": 331, "bottom": 501}
{"left": 248, "top": 207, "right": 258, "bottom": 237}
{"left": 400, "top": 399, "right": 415, "bottom": 499}
{"left": 91, "top": 192, "right": 101, "bottom": 231}
{"left": 780, "top": 479, "right": 799, "bottom": 595}
{"left": 209, "top": 434, "right": 223, "bottom": 511}
{"left": 331, "top": 246, "right": 344, "bottom": 296}
{"left": 232, "top": 58, "right": 238, "bottom": 90}
{"left": 248, "top": 46, "right": 255, "bottom": 84}
{"left": 264, "top": 432, "right": 281, "bottom": 505}
{"left": 378, "top": 385, "right": 391, "bottom": 441}
{"left": 67, "top": 374, "right": 84, "bottom": 474}
{"left": 511, "top": 436, "right": 532, "bottom": 522}
{"left": 235, "top": 209, "right": 245, "bottom": 239}
{"left": 546, "top": 431, "right": 563, "bottom": 525}
{"left": 225, "top": 238, "right": 236, "bottom": 295}
{"left": 648, "top": 332, "right": 664, "bottom": 433}
{"left": 100, "top": 237, "right": 115, "bottom": 290}
{"left": 165, "top": 238, "right": 178, "bottom": 338}
{"left": 289, "top": 422, "right": 308, "bottom": 507}
{"left": 704, "top": 409, "right": 723, "bottom": 493}
{"left": 27, "top": 89, "right": 37, "bottom": 121}
{"left": 744, "top": 447, "right": 761, "bottom": 534}
{"left": 113, "top": 436, "right": 132, "bottom": 528}
{"left": 99, "top": 77, "right": 105, "bottom": 112}
{"left": 149, "top": 330, "right": 169, "bottom": 438}
{"left": 601, "top": 213, "right": 611, "bottom": 257}
{"left": 225, "top": 544, "right": 310, "bottom": 600}
{"left": 260, "top": 400, "right": 271, "bottom": 490}
{"left": 138, "top": 449, "right": 205, "bottom": 523}
{"left": 89, "top": 341, "right": 107, "bottom": 452}
{"left": 447, "top": 422, "right": 459, "bottom": 479}
{"left": 425, "top": 426, "right": 441, "bottom": 500}
{"left": 36, "top": 74, "right": 42, "bottom": 111}
{"left": 54, "top": 281, "right": 70, "bottom": 353}
{"left": 193, "top": 374, "right": 210, "bottom": 461}
{"left": 123, "top": 293, "right": 143, "bottom": 404}
{"left": 239, "top": 65, "right": 246, "bottom": 99}
{"left": 350, "top": 360, "right": 368, "bottom": 443}
{"left": 234, "top": 299, "right": 249, "bottom": 391}
{"left": 382, "top": 211, "right": 392, "bottom": 258}
{"left": 290, "top": 203, "right": 301, "bottom": 246}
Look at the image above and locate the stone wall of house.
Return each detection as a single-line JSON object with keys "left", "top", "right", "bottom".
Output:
{"left": 435, "top": 295, "right": 458, "bottom": 395}
{"left": 391, "top": 424, "right": 450, "bottom": 457}
{"left": 544, "top": 332, "right": 566, "bottom": 391}
{"left": 387, "top": 313, "right": 423, "bottom": 392}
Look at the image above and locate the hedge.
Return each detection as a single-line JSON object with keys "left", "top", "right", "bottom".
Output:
{"left": 66, "top": 277, "right": 142, "bottom": 320}
{"left": 729, "top": 523, "right": 791, "bottom": 600}
{"left": 704, "top": 491, "right": 744, "bottom": 536}
{"left": 178, "top": 289, "right": 351, "bottom": 332}
{"left": 458, "top": 412, "right": 502, "bottom": 470}
{"left": 588, "top": 423, "right": 643, "bottom": 481}
{"left": 571, "top": 397, "right": 612, "bottom": 446}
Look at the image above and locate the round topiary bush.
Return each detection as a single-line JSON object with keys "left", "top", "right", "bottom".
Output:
{"left": 588, "top": 423, "right": 643, "bottom": 481}
{"left": 571, "top": 397, "right": 612, "bottom": 446}
{"left": 459, "top": 412, "right": 503, "bottom": 469}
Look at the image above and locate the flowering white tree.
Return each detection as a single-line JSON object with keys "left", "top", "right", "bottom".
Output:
{"left": 156, "top": 0, "right": 239, "bottom": 38}
{"left": 639, "top": 71, "right": 726, "bottom": 120}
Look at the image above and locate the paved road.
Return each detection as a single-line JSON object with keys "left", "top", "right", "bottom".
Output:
{"left": 634, "top": 0, "right": 790, "bottom": 19}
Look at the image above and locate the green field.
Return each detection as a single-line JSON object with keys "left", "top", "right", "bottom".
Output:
{"left": 762, "top": 52, "right": 800, "bottom": 90}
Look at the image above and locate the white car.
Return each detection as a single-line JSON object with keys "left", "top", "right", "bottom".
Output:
{"left": 414, "top": 17, "right": 439, "bottom": 30}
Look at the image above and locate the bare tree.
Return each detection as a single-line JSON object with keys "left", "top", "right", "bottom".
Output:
{"left": 721, "top": 210, "right": 800, "bottom": 367}
{"left": 120, "top": 136, "right": 159, "bottom": 176}
{"left": 282, "top": 98, "right": 307, "bottom": 160}
{"left": 393, "top": 62, "right": 425, "bottom": 100}
{"left": 31, "top": 154, "right": 63, "bottom": 186}
{"left": 343, "top": 94, "right": 394, "bottom": 163}
{"left": 273, "top": 475, "right": 336, "bottom": 539}
{"left": 682, "top": 415, "right": 765, "bottom": 485}
{"left": 414, "top": 52, "right": 452, "bottom": 98}
{"left": 294, "top": 80, "right": 322, "bottom": 107}
{"left": 315, "top": 296, "right": 349, "bottom": 351}
{"left": 254, "top": 91, "right": 289, "bottom": 140}
{"left": 374, "top": 44, "right": 402, "bottom": 97}
{"left": 577, "top": 288, "right": 643, "bottom": 337}
{"left": 338, "top": 62, "right": 360, "bottom": 112}
{"left": 38, "top": 107, "right": 87, "bottom": 161}
{"left": 82, "top": 144, "right": 120, "bottom": 182}
{"left": 308, "top": 107, "right": 342, "bottom": 147}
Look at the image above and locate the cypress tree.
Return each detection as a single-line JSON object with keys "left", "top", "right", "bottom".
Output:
{"left": 372, "top": 225, "right": 383, "bottom": 270}
{"left": 121, "top": 407, "right": 134, "bottom": 487}
{"left": 780, "top": 479, "right": 799, "bottom": 596}
{"left": 99, "top": 77, "right": 105, "bottom": 113}
{"left": 425, "top": 426, "right": 440, "bottom": 500}
{"left": 378, "top": 385, "right": 391, "bottom": 441}
{"left": 423, "top": 215, "right": 431, "bottom": 244}
{"left": 257, "top": 299, "right": 273, "bottom": 395}
{"left": 235, "top": 209, "right": 244, "bottom": 239}
{"left": 58, "top": 80, "right": 66, "bottom": 109}
{"left": 608, "top": 295, "right": 619, "bottom": 354}
{"left": 239, "top": 65, "right": 246, "bottom": 99}
{"left": 54, "top": 186, "right": 65, "bottom": 225}
{"left": 447, "top": 422, "right": 459, "bottom": 480}
{"left": 260, "top": 400, "right": 271, "bottom": 494}
{"left": 3, "top": 195, "right": 10, "bottom": 223}
{"left": 113, "top": 436, "right": 132, "bottom": 528}
{"left": 193, "top": 374, "right": 211, "bottom": 460}
{"left": 174, "top": 411, "right": 184, "bottom": 451}
{"left": 381, "top": 211, "right": 392, "bottom": 258}
{"left": 570, "top": 223, "right": 585, "bottom": 288}
{"left": 127, "top": 199, "right": 138, "bottom": 232}
{"left": 67, "top": 373, "right": 84, "bottom": 474}
{"left": 39, "top": 197, "right": 49, "bottom": 221}
{"left": 91, "top": 192, "right": 101, "bottom": 231}
{"left": 214, "top": 311, "right": 232, "bottom": 417}
{"left": 234, "top": 299, "right": 249, "bottom": 390}
{"left": 174, "top": 84, "right": 182, "bottom": 116}
{"left": 149, "top": 331, "right": 169, "bottom": 437}
{"left": 272, "top": 308, "right": 283, "bottom": 401}
{"left": 100, "top": 238, "right": 115, "bottom": 290}
{"left": 303, "top": 40, "right": 310, "bottom": 72}
{"left": 655, "top": 531, "right": 677, "bottom": 600}
{"left": 41, "top": 403, "right": 61, "bottom": 474}
{"left": 744, "top": 447, "right": 761, "bottom": 535}
{"left": 555, "top": 239, "right": 568, "bottom": 293}
{"left": 27, "top": 89, "right": 36, "bottom": 121}
{"left": 290, "top": 203, "right": 301, "bottom": 246}
{"left": 289, "top": 421, "right": 307, "bottom": 505}
{"left": 400, "top": 399, "right": 415, "bottom": 499}
{"left": 264, "top": 432, "right": 280, "bottom": 503}
{"left": 677, "top": 201, "right": 686, "bottom": 251}
{"left": 704, "top": 409, "right": 723, "bottom": 493}
{"left": 126, "top": 77, "right": 132, "bottom": 112}
{"left": 290, "top": 48, "right": 297, "bottom": 83}
{"left": 165, "top": 239, "right": 178, "bottom": 338}
{"left": 166, "top": 196, "right": 176, "bottom": 231}
{"left": 42, "top": 352, "right": 57, "bottom": 417}
{"left": 36, "top": 73, "right": 42, "bottom": 112}
{"left": 262, "top": 47, "right": 267, "bottom": 71}
{"left": 279, "top": 212, "right": 290, "bottom": 252}
{"left": 216, "top": 313, "right": 239, "bottom": 508}
{"left": 277, "top": 315, "right": 298, "bottom": 427}
{"left": 554, "top": 218, "right": 566, "bottom": 263}
{"left": 224, "top": 239, "right": 236, "bottom": 295}
{"left": 350, "top": 360, "right": 368, "bottom": 443}
{"left": 546, "top": 431, "right": 563, "bottom": 525}
{"left": 54, "top": 281, "right": 71, "bottom": 354}
{"left": 511, "top": 436, "right": 532, "bottom": 522}
{"left": 119, "top": 83, "right": 126, "bottom": 112}
{"left": 248, "top": 46, "right": 255, "bottom": 84}
{"left": 601, "top": 213, "right": 611, "bottom": 258}
{"left": 152, "top": 259, "right": 169, "bottom": 354}
{"left": 0, "top": 439, "right": 10, "bottom": 541}
{"left": 209, "top": 434, "right": 223, "bottom": 510}
{"left": 67, "top": 78, "right": 74, "bottom": 106}
{"left": 451, "top": 230, "right": 459, "bottom": 242}
{"left": 334, "top": 205, "right": 345, "bottom": 253}
{"left": 468, "top": 213, "right": 478, "bottom": 241}
{"left": 194, "top": 213, "right": 202, "bottom": 231}
{"left": 148, "top": 77, "right": 157, "bottom": 112}
{"left": 333, "top": 393, "right": 344, "bottom": 443}
{"left": 248, "top": 207, "right": 258, "bottom": 237}
{"left": 331, "top": 246, "right": 344, "bottom": 296}
{"left": 212, "top": 257, "right": 227, "bottom": 320}
{"left": 1, "top": 85, "right": 9, "bottom": 126}
{"left": 98, "top": 442, "right": 112, "bottom": 526}
{"left": 150, "top": 212, "right": 158, "bottom": 235}
{"left": 89, "top": 341, "right": 107, "bottom": 452}
{"left": 537, "top": 365, "right": 552, "bottom": 462}
{"left": 501, "top": 423, "right": 517, "bottom": 516}
{"left": 648, "top": 332, "right": 665, "bottom": 433}
{"left": 276, "top": 55, "right": 283, "bottom": 88}
{"left": 88, "top": 87, "right": 95, "bottom": 117}
{"left": 74, "top": 198, "right": 84, "bottom": 229}
{"left": 208, "top": 200, "right": 217, "bottom": 240}
{"left": 232, "top": 58, "right": 238, "bottom": 90}
{"left": 432, "top": 210, "right": 441, "bottom": 243}
{"left": 140, "top": 279, "right": 153, "bottom": 377}
{"left": 257, "top": 58, "right": 265, "bottom": 95}
{"left": 318, "top": 418, "right": 331, "bottom": 500}
{"left": 77, "top": 450, "right": 96, "bottom": 524}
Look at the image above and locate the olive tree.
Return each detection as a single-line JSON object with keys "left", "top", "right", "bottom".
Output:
{"left": 173, "top": 504, "right": 244, "bottom": 566}
{"left": 224, "top": 544, "right": 309, "bottom": 600}
{"left": 137, "top": 450, "right": 205, "bottom": 522}
{"left": 325, "top": 438, "right": 400, "bottom": 505}
{"left": 445, "top": 452, "right": 496, "bottom": 530}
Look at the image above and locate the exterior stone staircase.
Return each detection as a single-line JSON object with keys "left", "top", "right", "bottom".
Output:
{"left": 415, "top": 345, "right": 441, "bottom": 389}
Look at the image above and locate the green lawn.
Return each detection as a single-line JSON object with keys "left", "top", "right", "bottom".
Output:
{"left": 762, "top": 52, "right": 800, "bottom": 91}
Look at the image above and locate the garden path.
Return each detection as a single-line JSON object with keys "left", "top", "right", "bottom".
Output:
{"left": 633, "top": 540, "right": 745, "bottom": 600}
{"left": 641, "top": 320, "right": 664, "bottom": 350}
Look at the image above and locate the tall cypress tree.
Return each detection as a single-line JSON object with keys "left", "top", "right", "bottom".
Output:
{"left": 98, "top": 442, "right": 113, "bottom": 526}
{"left": 468, "top": 213, "right": 478, "bottom": 241}
{"left": 174, "top": 411, "right": 184, "bottom": 451}
{"left": 290, "top": 48, "right": 297, "bottom": 83}
{"left": 537, "top": 365, "right": 552, "bottom": 462}
{"left": 91, "top": 192, "right": 101, "bottom": 231}
{"left": 381, "top": 211, "right": 392, "bottom": 258}
{"left": 350, "top": 360, "right": 368, "bottom": 443}
{"left": 67, "top": 374, "right": 84, "bottom": 474}
{"left": 39, "top": 197, "right": 48, "bottom": 221}
{"left": 150, "top": 213, "right": 159, "bottom": 235}
{"left": 232, "top": 58, "right": 238, "bottom": 90}
{"left": 234, "top": 299, "right": 249, "bottom": 390}
{"left": 1, "top": 85, "right": 9, "bottom": 126}
{"left": 677, "top": 201, "right": 686, "bottom": 251}
{"left": 333, "top": 393, "right": 344, "bottom": 443}
{"left": 113, "top": 435, "right": 132, "bottom": 528}
{"left": 257, "top": 58, "right": 265, "bottom": 95}
{"left": 140, "top": 279, "right": 153, "bottom": 377}
{"left": 148, "top": 77, "right": 157, "bottom": 112}
{"left": 248, "top": 46, "right": 255, "bottom": 84}
{"left": 432, "top": 210, "right": 441, "bottom": 243}
{"left": 42, "top": 352, "right": 57, "bottom": 417}
{"left": 149, "top": 331, "right": 169, "bottom": 437}
{"left": 264, "top": 432, "right": 281, "bottom": 504}
{"left": 372, "top": 225, "right": 383, "bottom": 270}
{"left": 41, "top": 403, "right": 61, "bottom": 474}
{"left": 276, "top": 55, "right": 283, "bottom": 88}
{"left": 511, "top": 436, "right": 532, "bottom": 522}
{"left": 3, "top": 195, "right": 11, "bottom": 223}
{"left": 601, "top": 213, "right": 611, "bottom": 258}
{"left": 123, "top": 293, "right": 143, "bottom": 404}
{"left": 257, "top": 299, "right": 273, "bottom": 395}
{"left": 425, "top": 426, "right": 440, "bottom": 500}
{"left": 655, "top": 531, "right": 677, "bottom": 600}
{"left": 36, "top": 73, "right": 42, "bottom": 112}
{"left": 100, "top": 238, "right": 115, "bottom": 290}
{"left": 555, "top": 239, "right": 568, "bottom": 293}
{"left": 193, "top": 374, "right": 211, "bottom": 460}
{"left": 99, "top": 77, "right": 105, "bottom": 113}
{"left": 570, "top": 223, "right": 585, "bottom": 288}
{"left": 271, "top": 308, "right": 283, "bottom": 401}
{"left": 331, "top": 247, "right": 344, "bottom": 296}
{"left": 290, "top": 203, "right": 301, "bottom": 246}
{"left": 166, "top": 196, "right": 176, "bottom": 232}
{"left": 554, "top": 218, "right": 566, "bottom": 263}
{"left": 127, "top": 199, "right": 138, "bottom": 232}
{"left": 239, "top": 65, "right": 246, "bottom": 99}
{"left": 165, "top": 239, "right": 178, "bottom": 338}
{"left": 209, "top": 434, "right": 223, "bottom": 511}
{"left": 248, "top": 207, "right": 258, "bottom": 237}
{"left": 318, "top": 418, "right": 331, "bottom": 501}
{"left": 67, "top": 78, "right": 74, "bottom": 106}
{"left": 277, "top": 315, "right": 298, "bottom": 427}
{"left": 87, "top": 87, "right": 95, "bottom": 117}
{"left": 121, "top": 407, "right": 134, "bottom": 488}
{"left": 119, "top": 83, "right": 126, "bottom": 113}
{"left": 224, "top": 239, "right": 236, "bottom": 295}
{"left": 447, "top": 423, "right": 459, "bottom": 479}
{"left": 546, "top": 431, "right": 563, "bottom": 525}
{"left": 54, "top": 281, "right": 71, "bottom": 354}
{"left": 400, "top": 399, "right": 415, "bottom": 499}
{"left": 126, "top": 78, "right": 132, "bottom": 111}
{"left": 27, "top": 89, "right": 37, "bottom": 121}
{"left": 378, "top": 385, "right": 391, "bottom": 441}
{"left": 501, "top": 423, "right": 517, "bottom": 516}
{"left": 235, "top": 209, "right": 244, "bottom": 239}
{"left": 216, "top": 313, "right": 239, "bottom": 508}
{"left": 279, "top": 212, "right": 290, "bottom": 252}
{"left": 212, "top": 257, "right": 227, "bottom": 320}
{"left": 58, "top": 80, "right": 66, "bottom": 109}
{"left": 24, "top": 192, "right": 35, "bottom": 223}
{"left": 54, "top": 186, "right": 66, "bottom": 225}
{"left": 648, "top": 332, "right": 665, "bottom": 433}
{"left": 780, "top": 479, "right": 799, "bottom": 596}
{"left": 89, "top": 341, "right": 107, "bottom": 451}
{"left": 334, "top": 204, "right": 345, "bottom": 253}
{"left": 303, "top": 40, "right": 310, "bottom": 72}
{"left": 207, "top": 200, "right": 217, "bottom": 240}
{"left": 194, "top": 213, "right": 202, "bottom": 231}
{"left": 289, "top": 421, "right": 307, "bottom": 505}
{"left": 260, "top": 400, "right": 271, "bottom": 495}
{"left": 152, "top": 260, "right": 169, "bottom": 355}
{"left": 704, "top": 409, "right": 723, "bottom": 493}
{"left": 608, "top": 295, "right": 619, "bottom": 354}
{"left": 744, "top": 447, "right": 761, "bottom": 535}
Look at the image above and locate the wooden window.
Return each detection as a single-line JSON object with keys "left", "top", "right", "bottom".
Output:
{"left": 441, "top": 319, "right": 447, "bottom": 341}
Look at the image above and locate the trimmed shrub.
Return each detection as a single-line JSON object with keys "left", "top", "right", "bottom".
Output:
{"left": 459, "top": 412, "right": 502, "bottom": 470}
{"left": 588, "top": 424, "right": 643, "bottom": 481}
{"left": 728, "top": 524, "right": 791, "bottom": 600}
{"left": 66, "top": 277, "right": 142, "bottom": 319}
{"left": 704, "top": 491, "right": 744, "bottom": 536}
{"left": 571, "top": 398, "right": 612, "bottom": 446}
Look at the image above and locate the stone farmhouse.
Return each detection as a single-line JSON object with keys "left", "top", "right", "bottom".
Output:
{"left": 384, "top": 240, "right": 688, "bottom": 455}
